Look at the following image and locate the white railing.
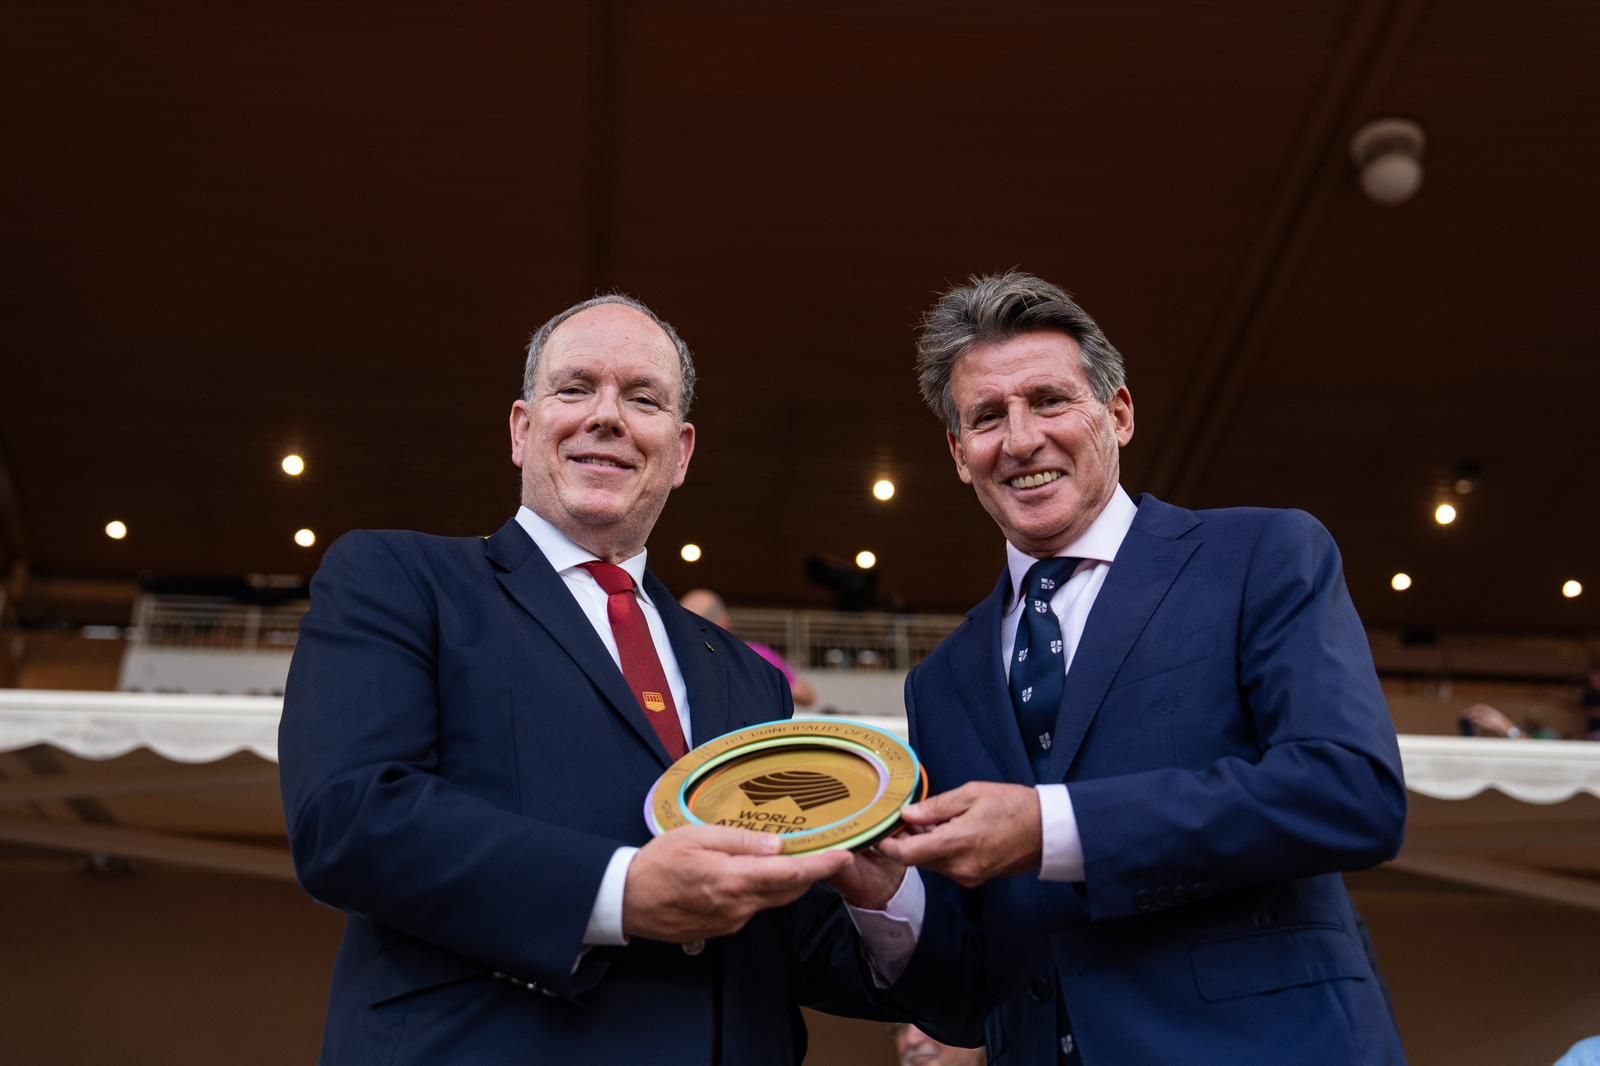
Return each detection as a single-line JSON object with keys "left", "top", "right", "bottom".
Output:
{"left": 729, "top": 609, "right": 964, "bottom": 672}
{"left": 129, "top": 596, "right": 308, "bottom": 652}
{"left": 120, "top": 596, "right": 963, "bottom": 667}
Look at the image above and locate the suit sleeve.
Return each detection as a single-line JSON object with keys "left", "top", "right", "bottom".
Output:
{"left": 278, "top": 531, "right": 620, "bottom": 997}
{"left": 828, "top": 671, "right": 992, "bottom": 1048}
{"left": 1068, "top": 509, "right": 1407, "bottom": 920}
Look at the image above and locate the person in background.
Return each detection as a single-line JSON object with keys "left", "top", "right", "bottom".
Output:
{"left": 681, "top": 587, "right": 818, "bottom": 707}
{"left": 1461, "top": 702, "right": 1556, "bottom": 739}
{"left": 892, "top": 1022, "right": 985, "bottom": 1066}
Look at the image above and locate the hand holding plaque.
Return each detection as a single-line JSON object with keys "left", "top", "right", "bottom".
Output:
{"left": 622, "top": 823, "right": 853, "bottom": 942}
{"left": 645, "top": 720, "right": 926, "bottom": 856}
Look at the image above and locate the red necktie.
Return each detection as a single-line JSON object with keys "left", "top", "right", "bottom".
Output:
{"left": 580, "top": 562, "right": 689, "bottom": 760}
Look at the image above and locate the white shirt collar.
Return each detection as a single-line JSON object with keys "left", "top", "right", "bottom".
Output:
{"left": 513, "top": 505, "right": 653, "bottom": 603}
{"left": 1004, "top": 485, "right": 1138, "bottom": 610}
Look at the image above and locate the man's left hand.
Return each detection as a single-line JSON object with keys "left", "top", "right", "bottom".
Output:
{"left": 827, "top": 846, "right": 906, "bottom": 910}
{"left": 876, "top": 781, "right": 1041, "bottom": 888}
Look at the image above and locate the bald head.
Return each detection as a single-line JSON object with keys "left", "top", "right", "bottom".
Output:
{"left": 680, "top": 589, "right": 730, "bottom": 628}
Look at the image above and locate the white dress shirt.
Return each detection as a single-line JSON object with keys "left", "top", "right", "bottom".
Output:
{"left": 512, "top": 507, "right": 922, "bottom": 968}
{"left": 513, "top": 507, "right": 690, "bottom": 947}
{"left": 1000, "top": 485, "right": 1139, "bottom": 881}
{"left": 851, "top": 486, "right": 1141, "bottom": 984}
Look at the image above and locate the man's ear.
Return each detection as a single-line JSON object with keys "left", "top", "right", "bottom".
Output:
{"left": 1110, "top": 387, "right": 1135, "bottom": 447}
{"left": 947, "top": 430, "right": 973, "bottom": 485}
{"left": 509, "top": 400, "right": 530, "bottom": 469}
{"left": 671, "top": 421, "right": 696, "bottom": 488}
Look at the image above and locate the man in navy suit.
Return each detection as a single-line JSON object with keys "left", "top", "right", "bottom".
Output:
{"left": 877, "top": 272, "right": 1408, "bottom": 1064}
{"left": 280, "top": 294, "right": 911, "bottom": 1063}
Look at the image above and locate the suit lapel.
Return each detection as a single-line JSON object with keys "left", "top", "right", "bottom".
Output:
{"left": 646, "top": 571, "right": 734, "bottom": 747}
{"left": 948, "top": 571, "right": 1036, "bottom": 785}
{"left": 484, "top": 520, "right": 672, "bottom": 767}
{"left": 1044, "top": 498, "right": 1200, "bottom": 781}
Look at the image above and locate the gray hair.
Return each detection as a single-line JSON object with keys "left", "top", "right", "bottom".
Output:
{"left": 522, "top": 293, "right": 697, "bottom": 418}
{"left": 916, "top": 271, "right": 1127, "bottom": 433}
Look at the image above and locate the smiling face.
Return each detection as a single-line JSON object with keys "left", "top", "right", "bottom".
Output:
{"left": 510, "top": 303, "right": 695, "bottom": 562}
{"left": 946, "top": 330, "right": 1134, "bottom": 559}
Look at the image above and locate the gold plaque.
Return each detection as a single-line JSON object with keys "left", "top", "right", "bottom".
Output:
{"left": 644, "top": 719, "right": 925, "bottom": 854}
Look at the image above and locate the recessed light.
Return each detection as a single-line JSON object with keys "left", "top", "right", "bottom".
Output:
{"left": 294, "top": 528, "right": 316, "bottom": 548}
{"left": 1563, "top": 580, "right": 1583, "bottom": 599}
{"left": 1433, "top": 503, "right": 1457, "bottom": 526}
{"left": 104, "top": 520, "right": 128, "bottom": 540}
{"left": 855, "top": 550, "right": 877, "bottom": 570}
{"left": 680, "top": 543, "right": 702, "bottom": 563}
{"left": 1390, "top": 572, "right": 1412, "bottom": 591}
{"left": 872, "top": 479, "right": 896, "bottom": 502}
{"left": 281, "top": 454, "right": 306, "bottom": 476}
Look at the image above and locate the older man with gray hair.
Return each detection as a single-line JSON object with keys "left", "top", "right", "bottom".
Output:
{"left": 875, "top": 271, "right": 1408, "bottom": 1064}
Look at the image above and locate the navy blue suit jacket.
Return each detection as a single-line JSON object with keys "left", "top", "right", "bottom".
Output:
{"left": 899, "top": 496, "right": 1408, "bottom": 1065}
{"left": 279, "top": 520, "right": 886, "bottom": 1064}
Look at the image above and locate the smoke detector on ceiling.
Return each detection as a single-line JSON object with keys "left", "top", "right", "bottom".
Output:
{"left": 1350, "top": 117, "right": 1426, "bottom": 206}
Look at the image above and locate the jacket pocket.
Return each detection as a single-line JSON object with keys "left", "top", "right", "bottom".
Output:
{"left": 1189, "top": 923, "right": 1367, "bottom": 1002}
{"left": 1112, "top": 624, "right": 1217, "bottom": 688}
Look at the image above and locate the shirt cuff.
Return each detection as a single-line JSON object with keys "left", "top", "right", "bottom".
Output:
{"left": 845, "top": 865, "right": 925, "bottom": 986}
{"left": 583, "top": 845, "right": 638, "bottom": 947}
{"left": 1037, "top": 783, "right": 1085, "bottom": 882}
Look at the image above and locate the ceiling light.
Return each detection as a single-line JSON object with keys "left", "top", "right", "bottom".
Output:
{"left": 1563, "top": 580, "right": 1583, "bottom": 599}
{"left": 1433, "top": 503, "right": 1457, "bottom": 526}
{"left": 854, "top": 550, "right": 877, "bottom": 570}
{"left": 680, "top": 543, "right": 702, "bottom": 563}
{"left": 1350, "top": 117, "right": 1425, "bottom": 206}
{"left": 294, "top": 528, "right": 316, "bottom": 548}
{"left": 872, "top": 479, "right": 896, "bottom": 501}
{"left": 1390, "top": 572, "right": 1412, "bottom": 591}
{"left": 281, "top": 454, "right": 305, "bottom": 477}
{"left": 104, "top": 520, "right": 128, "bottom": 540}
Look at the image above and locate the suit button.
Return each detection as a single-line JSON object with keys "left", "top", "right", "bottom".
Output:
{"left": 682, "top": 939, "right": 706, "bottom": 957}
{"left": 1028, "top": 976, "right": 1051, "bottom": 1003}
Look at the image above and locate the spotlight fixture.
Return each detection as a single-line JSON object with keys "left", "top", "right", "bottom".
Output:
{"left": 680, "top": 543, "right": 703, "bottom": 563}
{"left": 1390, "top": 572, "right": 1413, "bottom": 591}
{"left": 281, "top": 454, "right": 306, "bottom": 477}
{"left": 854, "top": 550, "right": 877, "bottom": 570}
{"left": 294, "top": 528, "right": 317, "bottom": 548}
{"left": 1563, "top": 580, "right": 1583, "bottom": 600}
{"left": 104, "top": 520, "right": 128, "bottom": 540}
{"left": 1350, "top": 117, "right": 1426, "bottom": 206}
{"left": 872, "top": 479, "right": 896, "bottom": 502}
{"left": 1433, "top": 503, "right": 1457, "bottom": 526}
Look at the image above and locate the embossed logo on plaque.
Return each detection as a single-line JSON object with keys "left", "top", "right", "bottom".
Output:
{"left": 739, "top": 770, "right": 850, "bottom": 810}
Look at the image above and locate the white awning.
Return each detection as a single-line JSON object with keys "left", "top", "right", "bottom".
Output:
{"left": 2, "top": 691, "right": 1597, "bottom": 908}
{"left": 0, "top": 689, "right": 280, "bottom": 763}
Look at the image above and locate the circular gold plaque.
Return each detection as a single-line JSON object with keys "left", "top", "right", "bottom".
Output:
{"left": 644, "top": 719, "right": 924, "bottom": 854}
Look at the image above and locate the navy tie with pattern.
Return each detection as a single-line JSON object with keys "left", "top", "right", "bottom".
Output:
{"left": 1009, "top": 557, "right": 1081, "bottom": 781}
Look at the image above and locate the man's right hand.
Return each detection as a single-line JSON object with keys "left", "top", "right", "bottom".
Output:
{"left": 622, "top": 824, "right": 852, "bottom": 942}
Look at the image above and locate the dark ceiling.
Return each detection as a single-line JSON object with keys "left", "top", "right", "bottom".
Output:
{"left": 2, "top": 0, "right": 1597, "bottom": 632}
